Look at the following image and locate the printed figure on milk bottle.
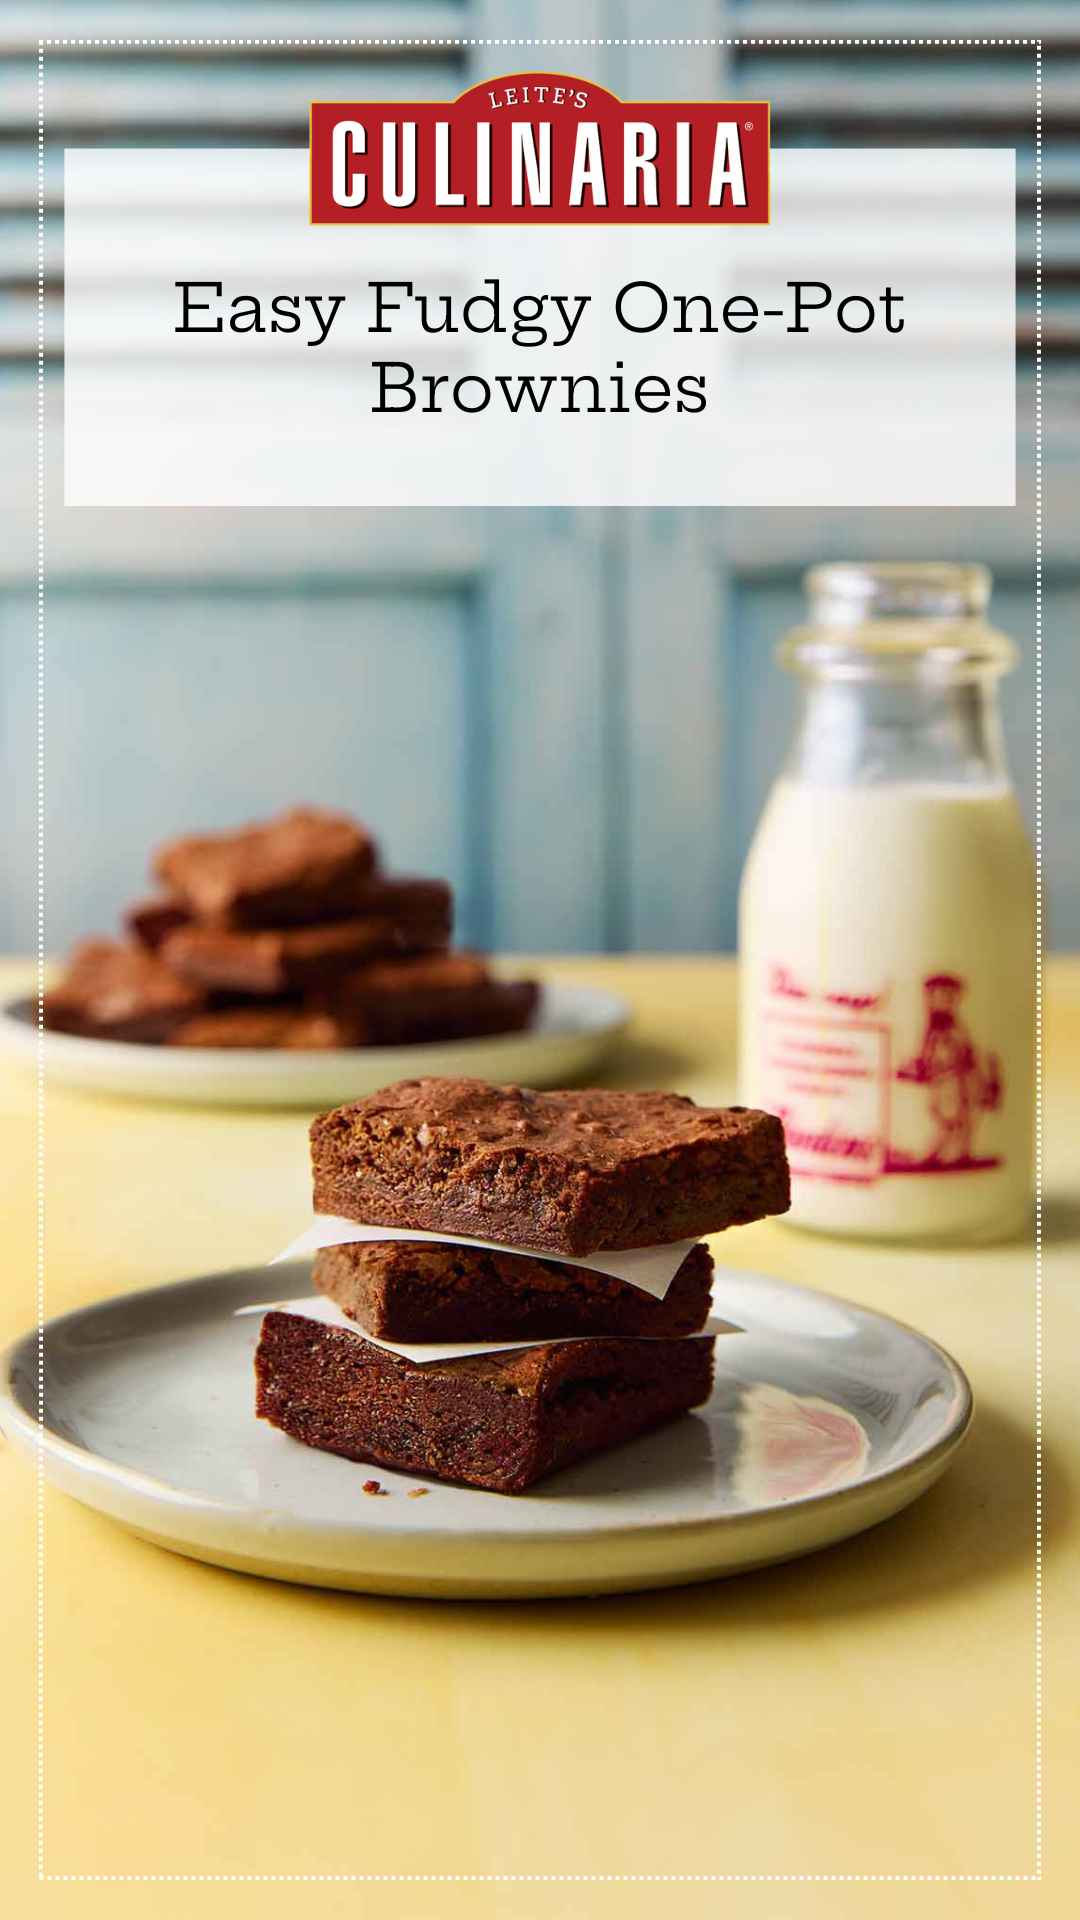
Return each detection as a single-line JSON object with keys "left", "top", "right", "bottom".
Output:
{"left": 738, "top": 562, "right": 1035, "bottom": 1243}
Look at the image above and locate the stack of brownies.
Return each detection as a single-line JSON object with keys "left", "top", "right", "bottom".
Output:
{"left": 254, "top": 1076, "right": 790, "bottom": 1493}
{"left": 44, "top": 806, "right": 538, "bottom": 1050}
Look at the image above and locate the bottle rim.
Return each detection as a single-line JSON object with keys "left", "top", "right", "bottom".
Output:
{"left": 781, "top": 561, "right": 1017, "bottom": 674}
{"left": 806, "top": 560, "right": 992, "bottom": 622}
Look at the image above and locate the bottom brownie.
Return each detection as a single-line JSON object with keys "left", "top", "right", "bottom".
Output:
{"left": 313, "top": 1239, "right": 713, "bottom": 1341}
{"left": 255, "top": 1311, "right": 715, "bottom": 1493}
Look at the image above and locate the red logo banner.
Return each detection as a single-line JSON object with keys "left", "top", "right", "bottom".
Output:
{"left": 310, "top": 72, "right": 770, "bottom": 225}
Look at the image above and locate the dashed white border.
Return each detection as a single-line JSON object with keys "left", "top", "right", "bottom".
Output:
{"left": 35, "top": 35, "right": 46, "bottom": 1897}
{"left": 34, "top": 32, "right": 1044, "bottom": 1887}
{"left": 38, "top": 37, "right": 1045, "bottom": 46}
{"left": 1033, "top": 33, "right": 1045, "bottom": 1889}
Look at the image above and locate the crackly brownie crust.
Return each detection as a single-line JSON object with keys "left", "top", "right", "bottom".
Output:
{"left": 162, "top": 915, "right": 449, "bottom": 996}
{"left": 255, "top": 1310, "right": 715, "bottom": 1493}
{"left": 44, "top": 939, "right": 206, "bottom": 1042}
{"left": 310, "top": 1078, "right": 790, "bottom": 1255}
{"left": 153, "top": 806, "right": 378, "bottom": 926}
{"left": 313, "top": 1239, "right": 713, "bottom": 1341}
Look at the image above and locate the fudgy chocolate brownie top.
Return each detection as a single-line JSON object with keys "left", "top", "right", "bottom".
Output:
{"left": 310, "top": 1077, "right": 790, "bottom": 1254}
{"left": 153, "top": 806, "right": 378, "bottom": 925}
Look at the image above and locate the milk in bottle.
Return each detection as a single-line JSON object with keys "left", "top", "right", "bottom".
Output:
{"left": 738, "top": 563, "right": 1035, "bottom": 1243}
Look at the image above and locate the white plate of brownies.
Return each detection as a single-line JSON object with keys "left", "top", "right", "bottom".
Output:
{"left": 0, "top": 1263, "right": 972, "bottom": 1599}
{"left": 0, "top": 976, "right": 630, "bottom": 1107}
{"left": 8, "top": 807, "right": 629, "bottom": 1104}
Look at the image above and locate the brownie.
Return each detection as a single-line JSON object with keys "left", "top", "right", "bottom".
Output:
{"left": 125, "top": 896, "right": 192, "bottom": 951}
{"left": 153, "top": 806, "right": 378, "bottom": 926}
{"left": 313, "top": 1238, "right": 713, "bottom": 1341}
{"left": 329, "top": 955, "right": 539, "bottom": 1044}
{"left": 351, "top": 981, "right": 536, "bottom": 1046}
{"left": 331, "top": 875, "right": 453, "bottom": 931}
{"left": 44, "top": 939, "right": 205, "bottom": 1043}
{"left": 255, "top": 1310, "right": 715, "bottom": 1493}
{"left": 335, "top": 951, "right": 488, "bottom": 996}
{"left": 161, "top": 916, "right": 449, "bottom": 996}
{"left": 167, "top": 1004, "right": 357, "bottom": 1050}
{"left": 310, "top": 1078, "right": 790, "bottom": 1255}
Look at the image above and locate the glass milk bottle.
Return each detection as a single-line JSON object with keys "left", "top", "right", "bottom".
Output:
{"left": 738, "top": 562, "right": 1034, "bottom": 1243}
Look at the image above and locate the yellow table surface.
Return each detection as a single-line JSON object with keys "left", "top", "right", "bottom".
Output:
{"left": 0, "top": 955, "right": 1075, "bottom": 1919}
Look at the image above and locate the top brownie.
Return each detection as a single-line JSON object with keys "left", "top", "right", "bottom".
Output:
{"left": 153, "top": 806, "right": 378, "bottom": 926}
{"left": 310, "top": 1077, "right": 790, "bottom": 1255}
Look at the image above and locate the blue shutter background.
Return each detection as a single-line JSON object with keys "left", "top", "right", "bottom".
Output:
{"left": 2, "top": 2, "right": 1075, "bottom": 951}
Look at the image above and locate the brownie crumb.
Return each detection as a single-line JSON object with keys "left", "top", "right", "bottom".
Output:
{"left": 361, "top": 1478, "right": 387, "bottom": 1496}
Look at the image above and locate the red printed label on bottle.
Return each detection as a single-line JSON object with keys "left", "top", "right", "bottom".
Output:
{"left": 760, "top": 965, "right": 1004, "bottom": 1184}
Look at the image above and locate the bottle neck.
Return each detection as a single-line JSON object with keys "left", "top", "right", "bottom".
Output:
{"left": 784, "top": 665, "right": 1010, "bottom": 789}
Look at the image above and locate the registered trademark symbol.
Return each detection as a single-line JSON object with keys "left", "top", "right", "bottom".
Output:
{"left": 744, "top": 120, "right": 754, "bottom": 131}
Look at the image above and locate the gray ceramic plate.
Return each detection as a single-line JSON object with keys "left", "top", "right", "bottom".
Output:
{"left": 0, "top": 1264, "right": 972, "bottom": 1598}
{"left": 0, "top": 979, "right": 629, "bottom": 1108}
